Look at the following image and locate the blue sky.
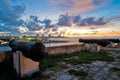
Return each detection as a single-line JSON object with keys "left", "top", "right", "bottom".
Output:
{"left": 11, "top": 0, "right": 120, "bottom": 19}
{"left": 0, "top": 0, "right": 120, "bottom": 37}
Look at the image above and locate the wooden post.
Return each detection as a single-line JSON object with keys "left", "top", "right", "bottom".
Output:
{"left": 13, "top": 51, "right": 39, "bottom": 77}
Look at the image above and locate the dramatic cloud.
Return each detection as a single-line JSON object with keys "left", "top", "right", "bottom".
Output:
{"left": 43, "top": 19, "right": 54, "bottom": 28}
{"left": 58, "top": 13, "right": 73, "bottom": 26}
{"left": 25, "top": 16, "right": 55, "bottom": 31}
{"left": 50, "top": 0, "right": 109, "bottom": 13}
{"left": 57, "top": 14, "right": 109, "bottom": 26}
{"left": 79, "top": 17, "right": 109, "bottom": 26}
{"left": 30, "top": 15, "right": 40, "bottom": 22}
{"left": 73, "top": 15, "right": 81, "bottom": 23}
{"left": 25, "top": 16, "right": 43, "bottom": 31}
{"left": 0, "top": 0, "right": 26, "bottom": 33}
{"left": 0, "top": 0, "right": 25, "bottom": 22}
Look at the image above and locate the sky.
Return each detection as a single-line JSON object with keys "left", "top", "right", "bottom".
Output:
{"left": 0, "top": 0, "right": 120, "bottom": 38}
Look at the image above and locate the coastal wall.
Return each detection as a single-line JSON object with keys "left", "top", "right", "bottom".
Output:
{"left": 0, "top": 44, "right": 83, "bottom": 62}
{"left": 46, "top": 44, "right": 83, "bottom": 55}
{"left": 1, "top": 42, "right": 119, "bottom": 62}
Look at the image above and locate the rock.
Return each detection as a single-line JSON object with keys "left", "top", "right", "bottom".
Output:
{"left": 57, "top": 74, "right": 72, "bottom": 80}
{"left": 73, "top": 77, "right": 79, "bottom": 80}
{"left": 43, "top": 70, "right": 54, "bottom": 75}
{"left": 89, "top": 43, "right": 101, "bottom": 53}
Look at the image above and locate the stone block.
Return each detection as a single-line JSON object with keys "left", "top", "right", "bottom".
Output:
{"left": 13, "top": 51, "right": 39, "bottom": 77}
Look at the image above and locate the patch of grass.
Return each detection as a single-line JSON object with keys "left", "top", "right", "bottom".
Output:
{"left": 51, "top": 64, "right": 68, "bottom": 71}
{"left": 78, "top": 51, "right": 114, "bottom": 62}
{"left": 64, "top": 58, "right": 91, "bottom": 65}
{"left": 116, "top": 56, "right": 120, "bottom": 59}
{"left": 117, "top": 72, "right": 120, "bottom": 77}
{"left": 109, "top": 67, "right": 120, "bottom": 77}
{"left": 40, "top": 53, "right": 79, "bottom": 70}
{"left": 31, "top": 70, "right": 53, "bottom": 80}
{"left": 109, "top": 67, "right": 120, "bottom": 73}
{"left": 68, "top": 69, "right": 88, "bottom": 78}
{"left": 116, "top": 52, "right": 120, "bottom": 59}
{"left": 63, "top": 51, "right": 114, "bottom": 65}
{"left": 40, "top": 51, "right": 114, "bottom": 69}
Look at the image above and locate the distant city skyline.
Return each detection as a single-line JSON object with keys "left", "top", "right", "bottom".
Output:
{"left": 0, "top": 0, "right": 120, "bottom": 38}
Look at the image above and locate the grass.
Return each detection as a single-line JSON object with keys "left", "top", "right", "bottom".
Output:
{"left": 68, "top": 69, "right": 88, "bottom": 79}
{"left": 116, "top": 51, "right": 120, "bottom": 59}
{"left": 40, "top": 51, "right": 114, "bottom": 70}
{"left": 38, "top": 51, "right": 114, "bottom": 79}
{"left": 109, "top": 67, "right": 120, "bottom": 77}
{"left": 49, "top": 64, "right": 68, "bottom": 71}
{"left": 31, "top": 70, "right": 53, "bottom": 80}
{"left": 109, "top": 67, "right": 120, "bottom": 73}
{"left": 64, "top": 52, "right": 114, "bottom": 65}
{"left": 68, "top": 69, "right": 88, "bottom": 77}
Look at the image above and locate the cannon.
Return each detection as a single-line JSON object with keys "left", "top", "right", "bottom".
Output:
{"left": 9, "top": 40, "right": 48, "bottom": 62}
{"left": 79, "top": 38, "right": 120, "bottom": 47}
{"left": 104, "top": 39, "right": 120, "bottom": 43}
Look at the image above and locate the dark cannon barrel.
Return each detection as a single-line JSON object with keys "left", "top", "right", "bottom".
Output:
{"left": 79, "top": 39, "right": 110, "bottom": 47}
{"left": 103, "top": 39, "right": 120, "bottom": 43}
{"left": 9, "top": 40, "right": 48, "bottom": 62}
{"left": 79, "top": 38, "right": 120, "bottom": 47}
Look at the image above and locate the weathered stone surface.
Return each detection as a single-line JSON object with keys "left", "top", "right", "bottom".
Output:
{"left": 46, "top": 44, "right": 83, "bottom": 55}
{"left": 43, "top": 70, "right": 54, "bottom": 75}
{"left": 82, "top": 43, "right": 101, "bottom": 53}
{"left": 57, "top": 74, "right": 72, "bottom": 80}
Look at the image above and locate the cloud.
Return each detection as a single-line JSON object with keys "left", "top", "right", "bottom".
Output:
{"left": 50, "top": 0, "right": 109, "bottom": 13}
{"left": 25, "top": 16, "right": 55, "bottom": 31}
{"left": 57, "top": 14, "right": 109, "bottom": 26}
{"left": 42, "top": 19, "right": 54, "bottom": 28}
{"left": 25, "top": 16, "right": 43, "bottom": 31}
{"left": 79, "top": 17, "right": 109, "bottom": 26}
{"left": 18, "top": 26, "right": 29, "bottom": 33}
{"left": 0, "top": 0, "right": 26, "bottom": 33}
{"left": 30, "top": 15, "right": 40, "bottom": 22}
{"left": 73, "top": 15, "right": 81, "bottom": 23}
{"left": 58, "top": 13, "right": 73, "bottom": 26}
{"left": 0, "top": 0, "right": 25, "bottom": 22}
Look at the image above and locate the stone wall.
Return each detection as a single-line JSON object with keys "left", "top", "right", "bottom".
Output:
{"left": 0, "top": 44, "right": 83, "bottom": 62}
{"left": 46, "top": 44, "right": 83, "bottom": 55}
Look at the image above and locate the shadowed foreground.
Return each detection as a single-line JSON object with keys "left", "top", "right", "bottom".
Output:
{"left": 1, "top": 49, "right": 120, "bottom": 80}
